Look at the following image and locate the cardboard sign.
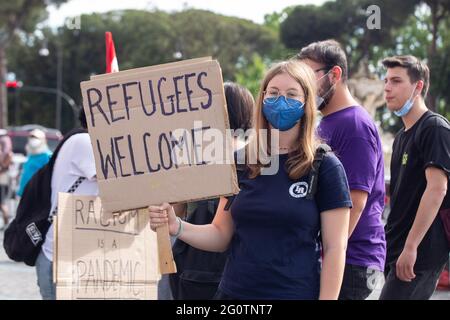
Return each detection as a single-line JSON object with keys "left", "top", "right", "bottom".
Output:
{"left": 55, "top": 193, "right": 159, "bottom": 300}
{"left": 80, "top": 57, "right": 239, "bottom": 214}
{"left": 90, "top": 57, "right": 212, "bottom": 81}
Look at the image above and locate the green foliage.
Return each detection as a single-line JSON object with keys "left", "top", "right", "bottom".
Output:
{"left": 235, "top": 54, "right": 267, "bottom": 98}
{"left": 279, "top": 0, "right": 450, "bottom": 127}
{"left": 5, "top": 2, "right": 450, "bottom": 132}
{"left": 0, "top": 0, "right": 69, "bottom": 45}
{"left": 6, "top": 9, "right": 280, "bottom": 132}
{"left": 280, "top": 0, "right": 418, "bottom": 75}
{"left": 169, "top": 9, "right": 276, "bottom": 80}
{"left": 371, "top": 2, "right": 450, "bottom": 122}
{"left": 263, "top": 7, "right": 297, "bottom": 60}
{"left": 0, "top": 0, "right": 70, "bottom": 128}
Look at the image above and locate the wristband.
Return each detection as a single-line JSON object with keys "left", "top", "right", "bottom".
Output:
{"left": 174, "top": 216, "right": 183, "bottom": 237}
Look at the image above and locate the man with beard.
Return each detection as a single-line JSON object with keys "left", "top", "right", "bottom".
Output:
{"left": 296, "top": 40, "right": 386, "bottom": 300}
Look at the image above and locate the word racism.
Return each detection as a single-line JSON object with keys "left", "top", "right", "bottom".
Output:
{"left": 86, "top": 71, "right": 212, "bottom": 127}
{"left": 74, "top": 199, "right": 139, "bottom": 232}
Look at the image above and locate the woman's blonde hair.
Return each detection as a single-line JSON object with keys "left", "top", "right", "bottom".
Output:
{"left": 248, "top": 59, "right": 319, "bottom": 180}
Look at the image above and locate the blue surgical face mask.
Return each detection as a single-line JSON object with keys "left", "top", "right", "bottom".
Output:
{"left": 263, "top": 96, "right": 305, "bottom": 131}
{"left": 394, "top": 84, "right": 418, "bottom": 117}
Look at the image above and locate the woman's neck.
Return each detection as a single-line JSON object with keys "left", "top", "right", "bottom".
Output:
{"left": 276, "top": 127, "right": 300, "bottom": 154}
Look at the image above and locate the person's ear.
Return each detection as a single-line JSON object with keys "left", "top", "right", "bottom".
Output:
{"left": 330, "top": 66, "right": 342, "bottom": 83}
{"left": 415, "top": 80, "right": 424, "bottom": 97}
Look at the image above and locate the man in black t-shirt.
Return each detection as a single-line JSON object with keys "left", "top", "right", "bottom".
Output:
{"left": 380, "top": 55, "right": 450, "bottom": 300}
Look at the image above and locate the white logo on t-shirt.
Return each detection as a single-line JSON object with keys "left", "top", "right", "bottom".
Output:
{"left": 289, "top": 182, "right": 308, "bottom": 198}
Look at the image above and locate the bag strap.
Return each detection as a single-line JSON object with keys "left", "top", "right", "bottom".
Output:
{"left": 391, "top": 113, "right": 449, "bottom": 201}
{"left": 305, "top": 144, "right": 331, "bottom": 200}
{"left": 412, "top": 112, "right": 450, "bottom": 177}
{"left": 45, "top": 128, "right": 88, "bottom": 223}
{"left": 48, "top": 176, "right": 86, "bottom": 223}
{"left": 224, "top": 145, "right": 331, "bottom": 208}
{"left": 413, "top": 112, "right": 450, "bottom": 149}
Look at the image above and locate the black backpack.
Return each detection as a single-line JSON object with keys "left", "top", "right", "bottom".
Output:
{"left": 3, "top": 128, "right": 86, "bottom": 266}
{"left": 168, "top": 145, "right": 331, "bottom": 299}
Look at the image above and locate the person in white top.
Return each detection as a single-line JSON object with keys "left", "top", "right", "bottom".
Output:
{"left": 36, "top": 109, "right": 98, "bottom": 300}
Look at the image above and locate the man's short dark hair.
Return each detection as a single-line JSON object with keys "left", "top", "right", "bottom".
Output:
{"left": 381, "top": 55, "right": 430, "bottom": 99}
{"left": 296, "top": 39, "right": 348, "bottom": 82}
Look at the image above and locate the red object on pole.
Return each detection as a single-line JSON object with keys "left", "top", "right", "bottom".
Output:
{"left": 5, "top": 80, "right": 22, "bottom": 88}
{"left": 105, "top": 31, "right": 119, "bottom": 73}
{"left": 6, "top": 81, "right": 17, "bottom": 88}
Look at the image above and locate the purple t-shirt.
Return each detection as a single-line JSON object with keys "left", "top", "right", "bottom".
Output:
{"left": 318, "top": 106, "right": 386, "bottom": 271}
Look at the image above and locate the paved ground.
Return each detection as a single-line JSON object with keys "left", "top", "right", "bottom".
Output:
{"left": 0, "top": 228, "right": 41, "bottom": 300}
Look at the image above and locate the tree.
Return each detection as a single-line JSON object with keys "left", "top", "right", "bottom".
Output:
{"left": 419, "top": 0, "right": 450, "bottom": 110}
{"left": 0, "top": 0, "right": 68, "bottom": 128}
{"left": 6, "top": 9, "right": 282, "bottom": 132}
{"left": 424, "top": 0, "right": 450, "bottom": 56}
{"left": 235, "top": 53, "right": 267, "bottom": 97}
{"left": 280, "top": 0, "right": 417, "bottom": 76}
{"left": 263, "top": 7, "right": 297, "bottom": 60}
{"left": 170, "top": 9, "right": 277, "bottom": 80}
{"left": 279, "top": 0, "right": 449, "bottom": 121}
{"left": 374, "top": 0, "right": 449, "bottom": 111}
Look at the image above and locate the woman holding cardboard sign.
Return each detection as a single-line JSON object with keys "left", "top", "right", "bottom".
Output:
{"left": 149, "top": 60, "right": 352, "bottom": 300}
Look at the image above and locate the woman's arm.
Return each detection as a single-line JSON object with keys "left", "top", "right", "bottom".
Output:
{"left": 319, "top": 207, "right": 349, "bottom": 300}
{"left": 149, "top": 197, "right": 234, "bottom": 252}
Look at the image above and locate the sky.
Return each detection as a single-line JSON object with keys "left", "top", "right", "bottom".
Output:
{"left": 47, "top": 0, "right": 327, "bottom": 26}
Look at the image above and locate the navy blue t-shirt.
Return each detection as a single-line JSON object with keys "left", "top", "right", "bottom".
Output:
{"left": 219, "top": 153, "right": 352, "bottom": 299}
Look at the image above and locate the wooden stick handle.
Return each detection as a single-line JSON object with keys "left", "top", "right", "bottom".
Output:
{"left": 156, "top": 215, "right": 177, "bottom": 274}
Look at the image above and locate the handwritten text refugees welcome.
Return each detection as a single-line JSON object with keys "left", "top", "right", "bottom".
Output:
{"left": 86, "top": 68, "right": 213, "bottom": 178}
{"left": 80, "top": 58, "right": 239, "bottom": 213}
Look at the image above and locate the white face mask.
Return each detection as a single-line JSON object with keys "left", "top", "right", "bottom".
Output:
{"left": 28, "top": 137, "right": 42, "bottom": 148}
{"left": 316, "top": 69, "right": 336, "bottom": 110}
